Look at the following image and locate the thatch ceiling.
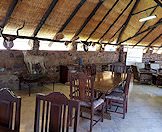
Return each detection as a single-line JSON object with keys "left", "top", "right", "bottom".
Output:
{"left": 0, "top": 0, "right": 162, "bottom": 47}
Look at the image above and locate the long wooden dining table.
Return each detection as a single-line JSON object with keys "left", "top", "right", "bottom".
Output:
{"left": 94, "top": 71, "right": 125, "bottom": 94}
{"left": 93, "top": 71, "right": 125, "bottom": 119}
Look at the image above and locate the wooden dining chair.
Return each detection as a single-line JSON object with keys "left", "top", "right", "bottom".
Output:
{"left": 69, "top": 72, "right": 104, "bottom": 132}
{"left": 105, "top": 69, "right": 132, "bottom": 119}
{"left": 34, "top": 92, "right": 80, "bottom": 132}
{"left": 0, "top": 88, "right": 21, "bottom": 132}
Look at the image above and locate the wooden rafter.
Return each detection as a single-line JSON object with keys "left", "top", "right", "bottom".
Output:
{"left": 86, "top": 0, "right": 119, "bottom": 41}
{"left": 146, "top": 33, "right": 162, "bottom": 47}
{"left": 74, "top": 0, "right": 104, "bottom": 37}
{"left": 117, "top": 19, "right": 162, "bottom": 45}
{"left": 98, "top": 0, "right": 133, "bottom": 42}
{"left": 133, "top": 27, "right": 157, "bottom": 47}
{"left": 58, "top": 0, "right": 86, "bottom": 33}
{"left": 1, "top": 32, "right": 160, "bottom": 48}
{"left": 135, "top": 5, "right": 158, "bottom": 35}
{"left": 116, "top": 0, "right": 140, "bottom": 43}
{"left": 132, "top": 5, "right": 159, "bottom": 15}
{"left": 0, "top": 0, "right": 18, "bottom": 28}
{"left": 109, "top": 25, "right": 124, "bottom": 42}
{"left": 154, "top": 0, "right": 162, "bottom": 7}
{"left": 33, "top": 0, "right": 58, "bottom": 37}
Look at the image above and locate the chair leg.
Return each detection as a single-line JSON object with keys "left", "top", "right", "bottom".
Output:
{"left": 126, "top": 99, "right": 128, "bottom": 113}
{"left": 90, "top": 108, "right": 94, "bottom": 132}
{"left": 101, "top": 103, "right": 104, "bottom": 122}
{"left": 123, "top": 101, "right": 126, "bottom": 119}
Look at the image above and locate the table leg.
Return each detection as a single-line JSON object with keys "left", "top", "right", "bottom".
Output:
{"left": 52, "top": 82, "right": 55, "bottom": 92}
{"left": 28, "top": 84, "right": 31, "bottom": 96}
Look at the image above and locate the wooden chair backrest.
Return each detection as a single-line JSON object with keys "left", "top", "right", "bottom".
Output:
{"left": 34, "top": 92, "right": 80, "bottom": 132}
{"left": 0, "top": 88, "right": 21, "bottom": 132}
{"left": 111, "top": 63, "right": 127, "bottom": 74}
{"left": 86, "top": 64, "right": 96, "bottom": 76}
{"left": 124, "top": 69, "right": 132, "bottom": 96}
{"left": 69, "top": 72, "right": 95, "bottom": 102}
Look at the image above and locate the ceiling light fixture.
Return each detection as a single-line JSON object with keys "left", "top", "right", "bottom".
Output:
{"left": 139, "top": 15, "right": 157, "bottom": 22}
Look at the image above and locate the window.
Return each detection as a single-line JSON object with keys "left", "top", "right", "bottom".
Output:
{"left": 104, "top": 45, "right": 116, "bottom": 51}
{"left": 39, "top": 41, "right": 69, "bottom": 51}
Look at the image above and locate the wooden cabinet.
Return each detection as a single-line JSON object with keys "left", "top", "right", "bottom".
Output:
{"left": 60, "top": 65, "right": 68, "bottom": 84}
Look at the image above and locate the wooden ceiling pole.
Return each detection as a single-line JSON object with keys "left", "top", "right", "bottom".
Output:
{"left": 0, "top": 0, "right": 18, "bottom": 28}
{"left": 132, "top": 5, "right": 159, "bottom": 15}
{"left": 98, "top": 0, "right": 133, "bottom": 42}
{"left": 146, "top": 33, "right": 162, "bottom": 47}
{"left": 86, "top": 0, "right": 119, "bottom": 41}
{"left": 154, "top": 0, "right": 162, "bottom": 7}
{"left": 117, "top": 19, "right": 162, "bottom": 45}
{"left": 33, "top": 0, "right": 58, "bottom": 37}
{"left": 116, "top": 0, "right": 140, "bottom": 43}
{"left": 135, "top": 6, "right": 158, "bottom": 35}
{"left": 58, "top": 0, "right": 86, "bottom": 33}
{"left": 133, "top": 26, "right": 158, "bottom": 47}
{"left": 74, "top": 0, "right": 104, "bottom": 37}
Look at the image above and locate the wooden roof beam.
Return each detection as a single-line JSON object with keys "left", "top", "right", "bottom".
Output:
{"left": 33, "top": 0, "right": 58, "bottom": 37}
{"left": 117, "top": 18, "right": 162, "bottom": 45}
{"left": 58, "top": 0, "right": 86, "bottom": 33}
{"left": 146, "top": 33, "right": 162, "bottom": 47}
{"left": 154, "top": 0, "right": 162, "bottom": 7}
{"left": 74, "top": 0, "right": 104, "bottom": 37}
{"left": 86, "top": 0, "right": 119, "bottom": 41}
{"left": 133, "top": 27, "right": 157, "bottom": 47}
{"left": 0, "top": 0, "right": 18, "bottom": 28}
{"left": 132, "top": 5, "right": 159, "bottom": 15}
{"left": 135, "top": 6, "right": 158, "bottom": 35}
{"left": 116, "top": 0, "right": 140, "bottom": 43}
{"left": 98, "top": 0, "right": 133, "bottom": 42}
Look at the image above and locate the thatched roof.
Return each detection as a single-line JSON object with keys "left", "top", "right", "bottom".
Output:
{"left": 0, "top": 0, "right": 162, "bottom": 47}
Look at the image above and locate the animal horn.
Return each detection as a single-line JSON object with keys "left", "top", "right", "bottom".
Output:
{"left": 17, "top": 21, "right": 25, "bottom": 36}
{"left": 0, "top": 27, "right": 3, "bottom": 37}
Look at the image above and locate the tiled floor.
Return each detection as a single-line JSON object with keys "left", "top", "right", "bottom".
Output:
{"left": 14, "top": 81, "right": 162, "bottom": 132}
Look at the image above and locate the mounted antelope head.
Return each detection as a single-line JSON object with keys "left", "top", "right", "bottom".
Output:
{"left": 1, "top": 21, "right": 25, "bottom": 50}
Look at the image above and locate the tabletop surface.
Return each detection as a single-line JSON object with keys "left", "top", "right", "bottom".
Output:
{"left": 94, "top": 71, "right": 125, "bottom": 94}
{"left": 0, "top": 126, "right": 17, "bottom": 132}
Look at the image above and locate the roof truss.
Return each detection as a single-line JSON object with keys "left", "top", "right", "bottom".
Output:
{"left": 74, "top": 0, "right": 104, "bottom": 37}
{"left": 135, "top": 5, "right": 158, "bottom": 35}
{"left": 0, "top": 0, "right": 18, "bottom": 28}
{"left": 117, "top": 0, "right": 140, "bottom": 43}
{"left": 98, "top": 0, "right": 133, "bottom": 42}
{"left": 86, "top": 0, "right": 119, "bottom": 41}
{"left": 147, "top": 33, "right": 162, "bottom": 47}
{"left": 118, "top": 18, "right": 162, "bottom": 45}
{"left": 58, "top": 0, "right": 86, "bottom": 33}
{"left": 33, "top": 0, "right": 58, "bottom": 37}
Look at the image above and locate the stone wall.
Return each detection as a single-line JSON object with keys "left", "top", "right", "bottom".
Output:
{"left": 0, "top": 50, "right": 161, "bottom": 84}
{"left": 0, "top": 50, "right": 119, "bottom": 83}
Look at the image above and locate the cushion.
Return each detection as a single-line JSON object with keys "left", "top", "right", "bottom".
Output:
{"left": 105, "top": 91, "right": 124, "bottom": 101}
{"left": 80, "top": 98, "right": 104, "bottom": 109}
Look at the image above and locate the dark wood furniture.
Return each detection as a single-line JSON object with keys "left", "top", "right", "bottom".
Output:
{"left": 94, "top": 71, "right": 125, "bottom": 94}
{"left": 105, "top": 70, "right": 132, "bottom": 119}
{"left": 110, "top": 62, "right": 127, "bottom": 74}
{"left": 0, "top": 88, "right": 21, "bottom": 132}
{"left": 132, "top": 65, "right": 152, "bottom": 84}
{"left": 60, "top": 65, "right": 69, "bottom": 84}
{"left": 18, "top": 74, "right": 54, "bottom": 96}
{"left": 34, "top": 92, "right": 80, "bottom": 132}
{"left": 0, "top": 126, "right": 17, "bottom": 132}
{"left": 69, "top": 72, "right": 104, "bottom": 132}
{"left": 152, "top": 73, "right": 162, "bottom": 86}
